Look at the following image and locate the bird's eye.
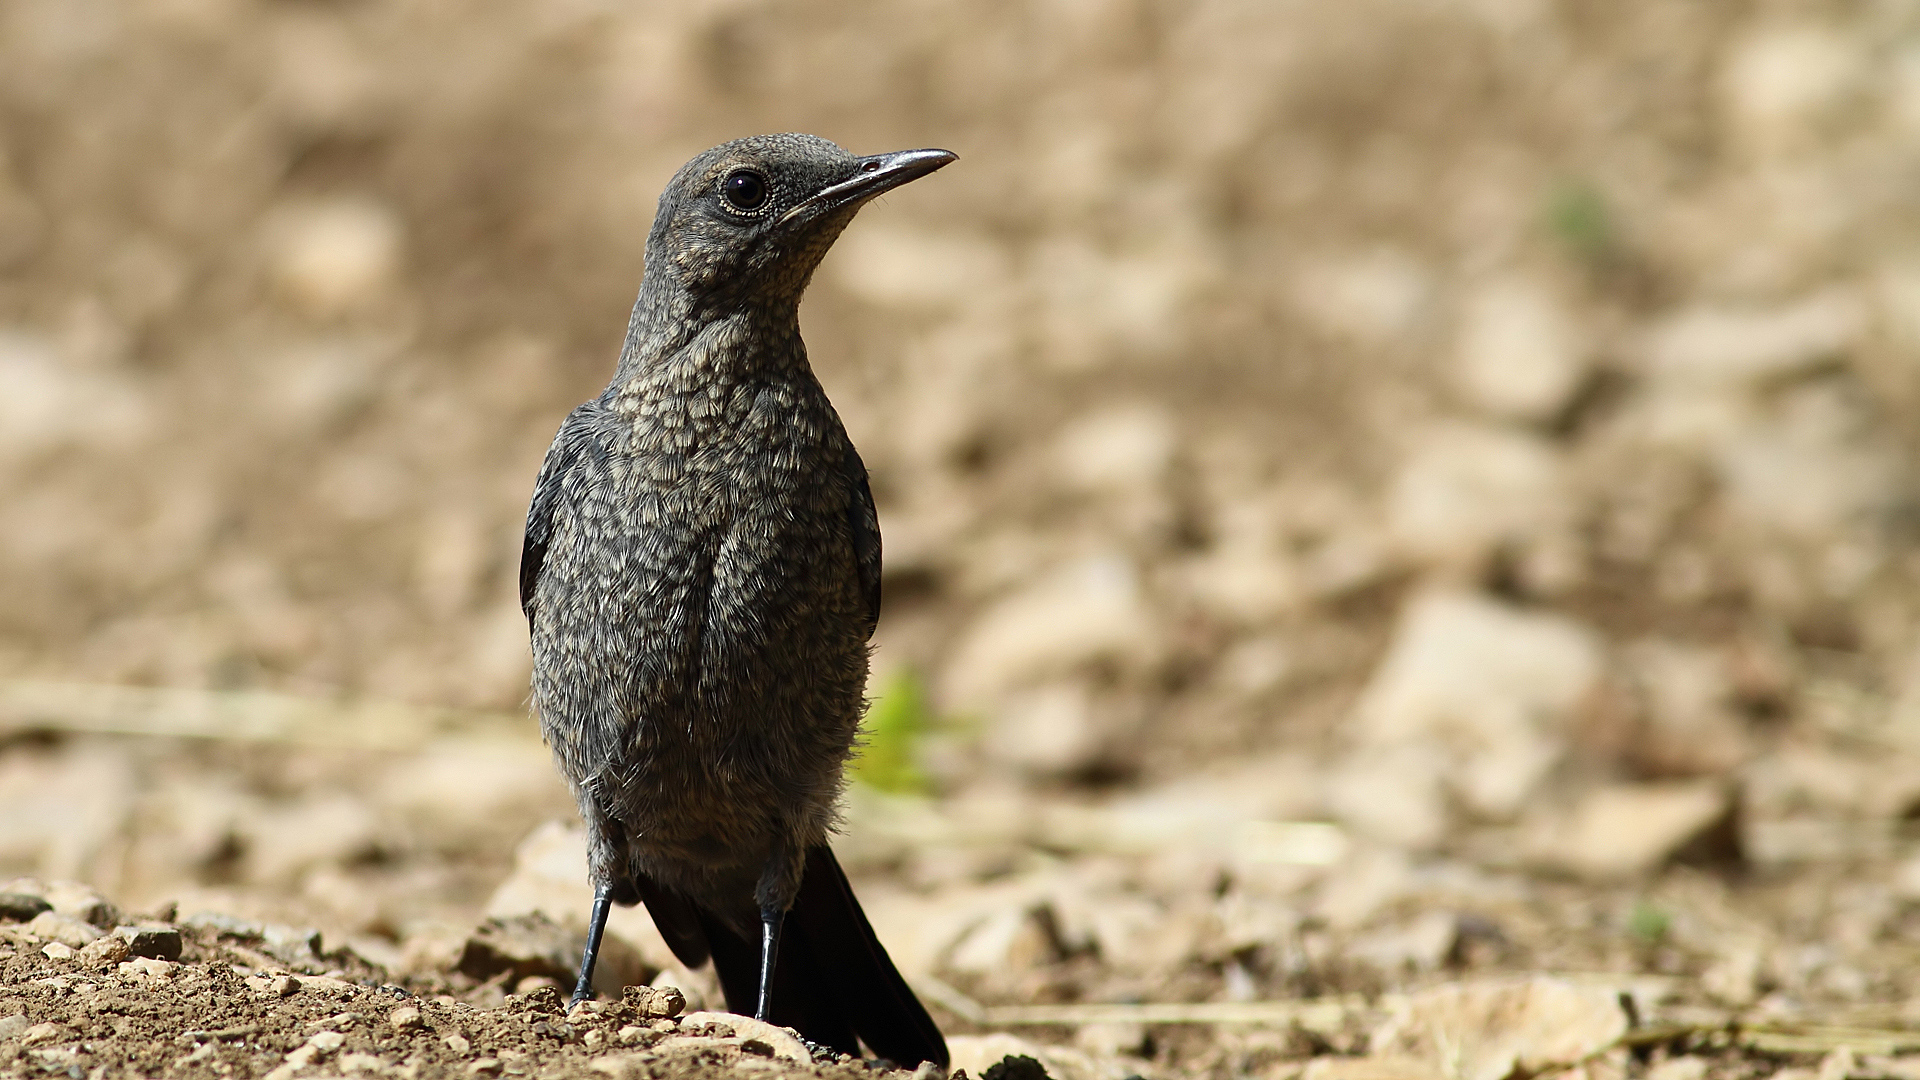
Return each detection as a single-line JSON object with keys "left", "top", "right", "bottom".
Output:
{"left": 721, "top": 170, "right": 769, "bottom": 213}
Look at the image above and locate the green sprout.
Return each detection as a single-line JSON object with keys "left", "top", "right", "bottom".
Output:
{"left": 1627, "top": 900, "right": 1671, "bottom": 943}
{"left": 1545, "top": 180, "right": 1615, "bottom": 265}
{"left": 850, "top": 668, "right": 933, "bottom": 794}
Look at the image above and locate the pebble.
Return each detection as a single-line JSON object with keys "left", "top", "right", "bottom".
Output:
{"left": 41, "top": 882, "right": 117, "bottom": 928}
{"left": 0, "top": 1013, "right": 27, "bottom": 1040}
{"left": 1372, "top": 977, "right": 1627, "bottom": 1080}
{"left": 1523, "top": 781, "right": 1731, "bottom": 879}
{"left": 621, "top": 985, "right": 685, "bottom": 1020}
{"left": 26, "top": 911, "right": 103, "bottom": 948}
{"left": 678, "top": 1012, "right": 813, "bottom": 1066}
{"left": 307, "top": 1030, "right": 346, "bottom": 1053}
{"left": 41, "top": 942, "right": 75, "bottom": 961}
{"left": 0, "top": 893, "right": 52, "bottom": 922}
{"left": 78, "top": 936, "right": 130, "bottom": 966}
{"left": 389, "top": 1005, "right": 424, "bottom": 1031}
{"left": 466, "top": 1058, "right": 502, "bottom": 1076}
{"left": 19, "top": 1022, "right": 69, "bottom": 1048}
{"left": 444, "top": 1033, "right": 472, "bottom": 1054}
{"left": 114, "top": 923, "right": 184, "bottom": 961}
{"left": 120, "top": 957, "right": 174, "bottom": 979}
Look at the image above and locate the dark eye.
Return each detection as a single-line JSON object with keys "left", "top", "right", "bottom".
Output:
{"left": 721, "top": 170, "right": 768, "bottom": 212}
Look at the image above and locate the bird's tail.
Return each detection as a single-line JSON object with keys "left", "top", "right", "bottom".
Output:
{"left": 695, "top": 846, "right": 949, "bottom": 1069}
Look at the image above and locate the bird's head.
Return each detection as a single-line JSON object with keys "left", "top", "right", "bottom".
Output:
{"left": 641, "top": 134, "right": 956, "bottom": 315}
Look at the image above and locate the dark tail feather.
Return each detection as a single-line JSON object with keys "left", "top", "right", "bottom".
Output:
{"left": 694, "top": 847, "right": 948, "bottom": 1068}
{"left": 788, "top": 845, "right": 949, "bottom": 1069}
{"left": 637, "top": 872, "right": 859, "bottom": 1054}
{"left": 633, "top": 871, "right": 710, "bottom": 968}
{"left": 702, "top": 907, "right": 863, "bottom": 1056}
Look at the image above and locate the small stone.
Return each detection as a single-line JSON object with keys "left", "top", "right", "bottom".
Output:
{"left": 1817, "top": 1046, "right": 1855, "bottom": 1080}
{"left": 114, "top": 924, "right": 184, "bottom": 961}
{"left": 621, "top": 984, "right": 685, "bottom": 1019}
{"left": 1647, "top": 1058, "right": 1710, "bottom": 1080}
{"left": 1372, "top": 977, "right": 1627, "bottom": 1080}
{"left": 649, "top": 1019, "right": 676, "bottom": 1033}
{"left": 1452, "top": 278, "right": 1586, "bottom": 424}
{"left": 0, "top": 1013, "right": 28, "bottom": 1039}
{"left": 457, "top": 913, "right": 618, "bottom": 991}
{"left": 271, "top": 974, "right": 301, "bottom": 998}
{"left": 1524, "top": 781, "right": 1733, "bottom": 879}
{"left": 42, "top": 882, "right": 117, "bottom": 928}
{"left": 389, "top": 1005, "right": 424, "bottom": 1031}
{"left": 583, "top": 1029, "right": 605, "bottom": 1050}
{"left": 678, "top": 1014, "right": 734, "bottom": 1039}
{"left": 680, "top": 1011, "right": 812, "bottom": 1065}
{"left": 262, "top": 924, "right": 323, "bottom": 963}
{"left": 0, "top": 893, "right": 51, "bottom": 922}
{"left": 1303, "top": 1058, "right": 1447, "bottom": 1080}
{"left": 943, "top": 556, "right": 1155, "bottom": 707}
{"left": 945, "top": 906, "right": 1062, "bottom": 976}
{"left": 307, "top": 1030, "right": 346, "bottom": 1054}
{"left": 616, "top": 1025, "right": 652, "bottom": 1046}
{"left": 122, "top": 957, "right": 174, "bottom": 978}
{"left": 26, "top": 911, "right": 102, "bottom": 948}
{"left": 78, "top": 936, "right": 130, "bottom": 967}
{"left": 1355, "top": 590, "right": 1601, "bottom": 818}
{"left": 1385, "top": 425, "right": 1565, "bottom": 567}
{"left": 467, "top": 1058, "right": 502, "bottom": 1076}
{"left": 20, "top": 1022, "right": 68, "bottom": 1047}
{"left": 267, "top": 198, "right": 404, "bottom": 317}
{"left": 41, "top": 942, "right": 76, "bottom": 961}
{"left": 444, "top": 1033, "right": 472, "bottom": 1055}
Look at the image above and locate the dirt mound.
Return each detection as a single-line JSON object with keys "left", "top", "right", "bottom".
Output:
{"left": 0, "top": 912, "right": 920, "bottom": 1080}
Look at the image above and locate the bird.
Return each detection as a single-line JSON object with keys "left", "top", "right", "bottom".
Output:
{"left": 518, "top": 133, "right": 954, "bottom": 1068}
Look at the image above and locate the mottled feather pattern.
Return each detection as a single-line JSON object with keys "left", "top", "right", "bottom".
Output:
{"left": 526, "top": 310, "right": 870, "bottom": 924}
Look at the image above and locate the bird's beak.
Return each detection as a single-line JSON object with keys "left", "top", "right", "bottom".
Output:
{"left": 780, "top": 148, "right": 957, "bottom": 227}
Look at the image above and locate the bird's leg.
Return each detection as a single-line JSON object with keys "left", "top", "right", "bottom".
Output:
{"left": 571, "top": 883, "right": 615, "bottom": 1008}
{"left": 756, "top": 901, "right": 784, "bottom": 1022}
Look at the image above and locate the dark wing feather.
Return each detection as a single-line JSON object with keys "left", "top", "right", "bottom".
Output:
{"left": 520, "top": 405, "right": 601, "bottom": 620}
{"left": 843, "top": 443, "right": 881, "bottom": 639}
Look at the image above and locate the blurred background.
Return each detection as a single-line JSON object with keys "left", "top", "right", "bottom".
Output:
{"left": 6, "top": 0, "right": 1920, "bottom": 1061}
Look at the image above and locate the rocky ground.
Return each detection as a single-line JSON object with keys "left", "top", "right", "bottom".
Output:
{"left": 9, "top": 0, "right": 1920, "bottom": 1077}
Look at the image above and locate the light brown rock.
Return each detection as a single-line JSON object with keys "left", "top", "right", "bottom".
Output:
{"left": 1371, "top": 977, "right": 1628, "bottom": 1080}
{"left": 78, "top": 935, "right": 130, "bottom": 966}
{"left": 1354, "top": 590, "right": 1600, "bottom": 820}
{"left": 1306, "top": 1057, "right": 1451, "bottom": 1080}
{"left": 26, "top": 911, "right": 102, "bottom": 947}
{"left": 1524, "top": 782, "right": 1731, "bottom": 879}
{"left": 677, "top": 1011, "right": 811, "bottom": 1065}
{"left": 621, "top": 984, "right": 685, "bottom": 1019}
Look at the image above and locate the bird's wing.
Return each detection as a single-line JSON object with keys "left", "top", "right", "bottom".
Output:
{"left": 520, "top": 404, "right": 603, "bottom": 620}
{"left": 843, "top": 442, "right": 881, "bottom": 639}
